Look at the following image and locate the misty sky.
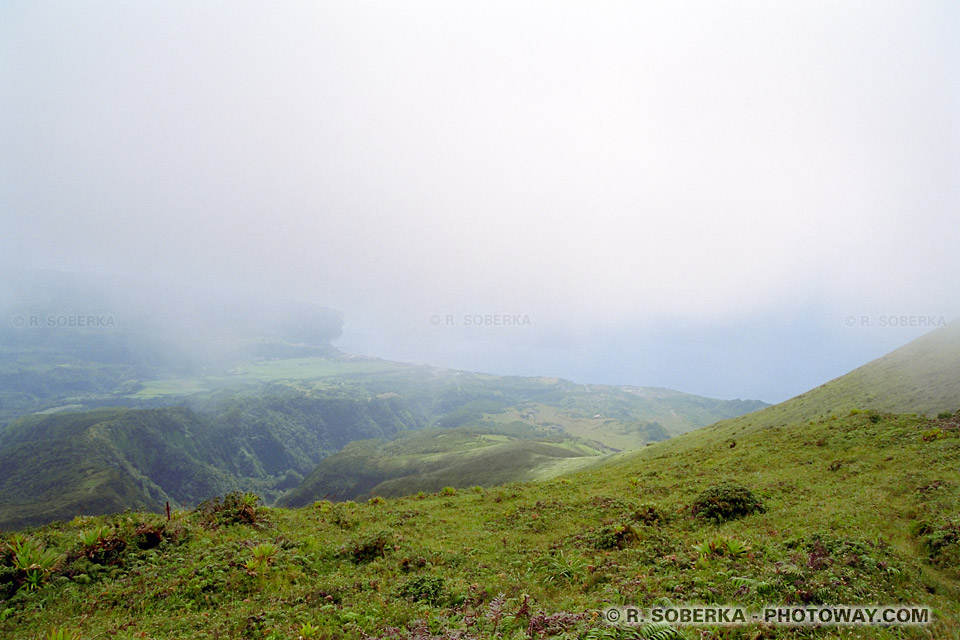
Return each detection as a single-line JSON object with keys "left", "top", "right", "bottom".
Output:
{"left": 2, "top": 1, "right": 958, "bottom": 402}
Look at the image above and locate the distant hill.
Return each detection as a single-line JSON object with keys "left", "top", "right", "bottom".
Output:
{"left": 654, "top": 321, "right": 960, "bottom": 453}
{"left": 0, "top": 389, "right": 419, "bottom": 530}
{"left": 0, "top": 365, "right": 766, "bottom": 529}
{"left": 276, "top": 425, "right": 612, "bottom": 506}
{"left": 0, "top": 271, "right": 771, "bottom": 529}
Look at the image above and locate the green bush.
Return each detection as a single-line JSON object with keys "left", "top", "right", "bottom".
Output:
{"left": 913, "top": 517, "right": 960, "bottom": 568}
{"left": 7, "top": 536, "right": 61, "bottom": 591}
{"left": 0, "top": 564, "right": 17, "bottom": 599}
{"left": 632, "top": 503, "right": 665, "bottom": 525}
{"left": 691, "top": 482, "right": 765, "bottom": 522}
{"left": 343, "top": 530, "right": 392, "bottom": 563}
{"left": 586, "top": 522, "right": 639, "bottom": 550}
{"left": 398, "top": 575, "right": 446, "bottom": 605}
{"left": 697, "top": 535, "right": 750, "bottom": 559}
{"left": 195, "top": 492, "right": 262, "bottom": 528}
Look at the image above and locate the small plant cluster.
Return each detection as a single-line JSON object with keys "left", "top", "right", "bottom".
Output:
{"left": 195, "top": 492, "right": 263, "bottom": 528}
{"left": 460, "top": 591, "right": 588, "bottom": 638}
{"left": 696, "top": 534, "right": 750, "bottom": 559}
{"left": 0, "top": 536, "right": 61, "bottom": 595}
{"left": 848, "top": 408, "right": 883, "bottom": 423}
{"left": 690, "top": 482, "right": 765, "bottom": 523}
{"left": 0, "top": 515, "right": 181, "bottom": 600}
{"left": 535, "top": 550, "right": 587, "bottom": 584}
{"left": 583, "top": 521, "right": 639, "bottom": 550}
{"left": 397, "top": 574, "right": 446, "bottom": 605}
{"left": 77, "top": 525, "right": 127, "bottom": 565}
{"left": 631, "top": 503, "right": 665, "bottom": 525}
{"left": 572, "top": 499, "right": 665, "bottom": 551}
{"left": 910, "top": 517, "right": 960, "bottom": 570}
{"left": 245, "top": 542, "right": 280, "bottom": 575}
{"left": 341, "top": 529, "right": 393, "bottom": 563}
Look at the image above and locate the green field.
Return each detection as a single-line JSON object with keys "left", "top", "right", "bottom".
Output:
{"left": 3, "top": 407, "right": 957, "bottom": 639}
{"left": 131, "top": 357, "right": 414, "bottom": 398}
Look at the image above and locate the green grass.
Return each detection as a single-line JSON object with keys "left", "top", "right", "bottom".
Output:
{"left": 134, "top": 357, "right": 416, "bottom": 398}
{"left": 276, "top": 426, "right": 612, "bottom": 506}
{"left": 130, "top": 356, "right": 431, "bottom": 399}
{"left": 2, "top": 410, "right": 958, "bottom": 639}
{"left": 232, "top": 357, "right": 413, "bottom": 381}
{"left": 0, "top": 359, "right": 769, "bottom": 530}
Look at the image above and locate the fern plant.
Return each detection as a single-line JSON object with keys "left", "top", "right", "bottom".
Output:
{"left": 9, "top": 537, "right": 60, "bottom": 591}
{"left": 731, "top": 575, "right": 774, "bottom": 597}
{"left": 486, "top": 592, "right": 507, "bottom": 634}
{"left": 636, "top": 622, "right": 686, "bottom": 640}
{"left": 537, "top": 550, "right": 586, "bottom": 584}
{"left": 696, "top": 535, "right": 750, "bottom": 559}
{"left": 77, "top": 526, "right": 107, "bottom": 549}
{"left": 245, "top": 542, "right": 279, "bottom": 574}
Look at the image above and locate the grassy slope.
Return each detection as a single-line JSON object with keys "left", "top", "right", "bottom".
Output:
{"left": 273, "top": 321, "right": 960, "bottom": 507}
{"left": 0, "top": 359, "right": 767, "bottom": 530}
{"left": 277, "top": 427, "right": 611, "bottom": 506}
{"left": 2, "top": 410, "right": 958, "bottom": 639}
{"left": 688, "top": 321, "right": 960, "bottom": 446}
{"left": 0, "top": 408, "right": 235, "bottom": 529}
{"left": 0, "top": 389, "right": 422, "bottom": 530}
{"left": 3, "top": 325, "right": 960, "bottom": 638}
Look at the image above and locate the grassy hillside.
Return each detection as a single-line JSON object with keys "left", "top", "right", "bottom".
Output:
{"left": 0, "top": 388, "right": 422, "bottom": 530}
{"left": 277, "top": 425, "right": 612, "bottom": 506}
{"left": 2, "top": 409, "right": 957, "bottom": 639}
{"left": 686, "top": 321, "right": 960, "bottom": 446}
{"left": 0, "top": 356, "right": 766, "bottom": 530}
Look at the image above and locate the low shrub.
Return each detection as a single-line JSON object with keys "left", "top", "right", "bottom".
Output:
{"left": 696, "top": 535, "right": 750, "bottom": 559}
{"left": 195, "top": 492, "right": 262, "bottom": 528}
{"left": 585, "top": 522, "right": 639, "bottom": 550}
{"left": 342, "top": 530, "right": 392, "bottom": 563}
{"left": 398, "top": 575, "right": 446, "bottom": 605}
{"left": 691, "top": 482, "right": 765, "bottom": 522}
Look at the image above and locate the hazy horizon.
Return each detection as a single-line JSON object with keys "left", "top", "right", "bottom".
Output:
{"left": 3, "top": 2, "right": 958, "bottom": 403}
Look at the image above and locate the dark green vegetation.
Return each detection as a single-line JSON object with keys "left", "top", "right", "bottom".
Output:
{"left": 0, "top": 370, "right": 762, "bottom": 530}
{"left": 0, "top": 388, "right": 418, "bottom": 530}
{"left": 2, "top": 408, "right": 958, "bottom": 639}
{"left": 690, "top": 483, "right": 765, "bottom": 523}
{"left": 277, "top": 425, "right": 612, "bottom": 506}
